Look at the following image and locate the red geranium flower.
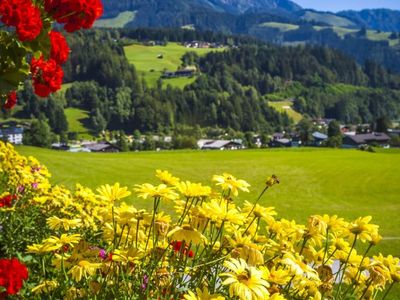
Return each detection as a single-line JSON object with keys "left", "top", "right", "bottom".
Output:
{"left": 3, "top": 91, "right": 17, "bottom": 110}
{"left": 0, "top": 258, "right": 28, "bottom": 295}
{"left": 0, "top": 194, "right": 17, "bottom": 207}
{"left": 30, "top": 56, "right": 63, "bottom": 97}
{"left": 49, "top": 31, "right": 70, "bottom": 64}
{"left": 170, "top": 241, "right": 194, "bottom": 258}
{"left": 0, "top": 0, "right": 42, "bottom": 41}
{"left": 44, "top": 0, "right": 103, "bottom": 33}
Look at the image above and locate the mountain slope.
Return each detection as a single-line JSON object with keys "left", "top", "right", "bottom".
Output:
{"left": 101, "top": 0, "right": 400, "bottom": 32}
{"left": 205, "top": 0, "right": 301, "bottom": 14}
{"left": 102, "top": 0, "right": 301, "bottom": 18}
{"left": 338, "top": 9, "right": 400, "bottom": 32}
{"left": 101, "top": 0, "right": 224, "bottom": 18}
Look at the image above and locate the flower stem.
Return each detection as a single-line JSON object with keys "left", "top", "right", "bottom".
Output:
{"left": 381, "top": 282, "right": 394, "bottom": 300}
{"left": 322, "top": 228, "right": 329, "bottom": 264}
{"left": 246, "top": 186, "right": 269, "bottom": 219}
{"left": 243, "top": 216, "right": 257, "bottom": 235}
{"left": 335, "top": 234, "right": 357, "bottom": 299}
{"left": 344, "top": 243, "right": 372, "bottom": 298}
{"left": 144, "top": 197, "right": 160, "bottom": 252}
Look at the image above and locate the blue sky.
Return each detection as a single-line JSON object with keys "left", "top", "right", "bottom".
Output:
{"left": 294, "top": 0, "right": 400, "bottom": 12}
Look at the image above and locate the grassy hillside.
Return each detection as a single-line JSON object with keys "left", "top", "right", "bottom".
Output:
{"left": 258, "top": 21, "right": 400, "bottom": 47}
{"left": 314, "top": 26, "right": 400, "bottom": 46}
{"left": 17, "top": 146, "right": 400, "bottom": 256}
{"left": 124, "top": 42, "right": 224, "bottom": 88}
{"left": 94, "top": 11, "right": 137, "bottom": 28}
{"left": 301, "top": 11, "right": 355, "bottom": 27}
{"left": 268, "top": 101, "right": 303, "bottom": 123}
{"left": 64, "top": 108, "right": 92, "bottom": 139}
{"left": 259, "top": 22, "right": 299, "bottom": 32}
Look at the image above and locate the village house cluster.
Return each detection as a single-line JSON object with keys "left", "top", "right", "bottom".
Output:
{"left": 183, "top": 41, "right": 225, "bottom": 49}
{"left": 1, "top": 118, "right": 398, "bottom": 152}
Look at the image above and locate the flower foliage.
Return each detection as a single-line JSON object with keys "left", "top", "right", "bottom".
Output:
{"left": 0, "top": 0, "right": 103, "bottom": 107}
{"left": 0, "top": 141, "right": 399, "bottom": 299}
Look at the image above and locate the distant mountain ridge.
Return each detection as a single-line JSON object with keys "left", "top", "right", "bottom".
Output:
{"left": 101, "top": 0, "right": 400, "bottom": 32}
{"left": 204, "top": 0, "right": 302, "bottom": 14}
{"left": 102, "top": 0, "right": 301, "bottom": 18}
{"left": 338, "top": 9, "right": 400, "bottom": 32}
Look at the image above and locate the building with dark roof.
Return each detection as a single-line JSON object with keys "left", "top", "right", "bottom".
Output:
{"left": 200, "top": 140, "right": 243, "bottom": 150}
{"left": 342, "top": 133, "right": 390, "bottom": 148}
{"left": 269, "top": 138, "right": 292, "bottom": 148}
{"left": 161, "top": 69, "right": 195, "bottom": 79}
{"left": 83, "top": 142, "right": 120, "bottom": 153}
{"left": 312, "top": 132, "right": 328, "bottom": 146}
{"left": 388, "top": 129, "right": 400, "bottom": 137}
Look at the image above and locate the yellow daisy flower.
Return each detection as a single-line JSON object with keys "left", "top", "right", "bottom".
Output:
{"left": 97, "top": 183, "right": 131, "bottom": 202}
{"left": 68, "top": 260, "right": 102, "bottom": 282}
{"left": 134, "top": 183, "right": 178, "bottom": 201}
{"left": 47, "top": 216, "right": 82, "bottom": 231}
{"left": 31, "top": 280, "right": 59, "bottom": 294}
{"left": 155, "top": 170, "right": 180, "bottom": 185}
{"left": 348, "top": 216, "right": 379, "bottom": 242}
{"left": 42, "top": 234, "right": 81, "bottom": 252}
{"left": 184, "top": 287, "right": 225, "bottom": 300}
{"left": 220, "top": 258, "right": 269, "bottom": 300}
{"left": 176, "top": 181, "right": 212, "bottom": 198}
{"left": 243, "top": 200, "right": 277, "bottom": 223}
{"left": 202, "top": 199, "right": 245, "bottom": 225}
{"left": 212, "top": 173, "right": 250, "bottom": 196}
{"left": 167, "top": 224, "right": 207, "bottom": 245}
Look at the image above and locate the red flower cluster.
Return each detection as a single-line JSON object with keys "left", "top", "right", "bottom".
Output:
{"left": 0, "top": 194, "right": 17, "bottom": 208}
{"left": 30, "top": 56, "right": 64, "bottom": 97}
{"left": 3, "top": 91, "right": 17, "bottom": 110}
{"left": 44, "top": 0, "right": 103, "bottom": 32}
{"left": 0, "top": 258, "right": 28, "bottom": 295}
{"left": 28, "top": 31, "right": 69, "bottom": 98}
{"left": 49, "top": 31, "right": 70, "bottom": 65}
{"left": 0, "top": 0, "right": 42, "bottom": 41}
{"left": 170, "top": 241, "right": 194, "bottom": 258}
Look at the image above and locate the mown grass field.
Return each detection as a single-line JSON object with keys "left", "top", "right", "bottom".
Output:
{"left": 268, "top": 101, "right": 303, "bottom": 123}
{"left": 17, "top": 146, "right": 400, "bottom": 256}
{"left": 259, "top": 21, "right": 400, "bottom": 47}
{"left": 259, "top": 22, "right": 299, "bottom": 32}
{"left": 124, "top": 42, "right": 224, "bottom": 88}
{"left": 301, "top": 11, "right": 356, "bottom": 27}
{"left": 94, "top": 11, "right": 137, "bottom": 28}
{"left": 64, "top": 108, "right": 92, "bottom": 139}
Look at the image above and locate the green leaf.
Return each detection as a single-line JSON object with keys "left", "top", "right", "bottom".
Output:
{"left": 0, "top": 69, "right": 29, "bottom": 95}
{"left": 23, "top": 28, "right": 51, "bottom": 59}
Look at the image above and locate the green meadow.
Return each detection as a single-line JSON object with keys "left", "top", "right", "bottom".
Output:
{"left": 259, "top": 22, "right": 299, "bottom": 32}
{"left": 267, "top": 101, "right": 303, "bottom": 123}
{"left": 259, "top": 21, "right": 400, "bottom": 47}
{"left": 17, "top": 146, "right": 400, "bottom": 256}
{"left": 94, "top": 11, "right": 137, "bottom": 28}
{"left": 301, "top": 11, "right": 356, "bottom": 27}
{"left": 124, "top": 42, "right": 224, "bottom": 88}
{"left": 64, "top": 108, "right": 92, "bottom": 139}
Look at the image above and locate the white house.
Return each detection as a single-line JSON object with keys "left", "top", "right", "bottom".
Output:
{"left": 199, "top": 139, "right": 243, "bottom": 150}
{"left": 0, "top": 127, "right": 24, "bottom": 145}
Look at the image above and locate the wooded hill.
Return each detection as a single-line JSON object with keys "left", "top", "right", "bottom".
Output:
{"left": 14, "top": 29, "right": 400, "bottom": 138}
